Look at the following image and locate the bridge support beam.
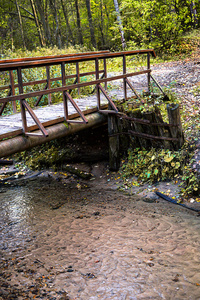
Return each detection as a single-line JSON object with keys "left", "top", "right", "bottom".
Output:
{"left": 0, "top": 112, "right": 107, "bottom": 158}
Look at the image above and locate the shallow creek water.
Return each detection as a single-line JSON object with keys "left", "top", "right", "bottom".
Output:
{"left": 0, "top": 176, "right": 200, "bottom": 300}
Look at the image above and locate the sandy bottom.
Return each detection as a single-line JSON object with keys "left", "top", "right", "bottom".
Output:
{"left": 0, "top": 174, "right": 200, "bottom": 300}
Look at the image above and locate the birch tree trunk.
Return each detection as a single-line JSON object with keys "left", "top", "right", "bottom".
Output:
{"left": 113, "top": 0, "right": 126, "bottom": 49}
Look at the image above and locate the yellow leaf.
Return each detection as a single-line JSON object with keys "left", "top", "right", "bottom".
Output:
{"left": 164, "top": 155, "right": 174, "bottom": 162}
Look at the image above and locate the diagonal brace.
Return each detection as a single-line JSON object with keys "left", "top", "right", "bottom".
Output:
{"left": 150, "top": 74, "right": 166, "bottom": 96}
{"left": 125, "top": 78, "right": 140, "bottom": 99}
{"left": 64, "top": 91, "right": 88, "bottom": 124}
{"left": 98, "top": 84, "right": 118, "bottom": 113}
{"left": 35, "top": 82, "right": 48, "bottom": 106}
{"left": 23, "top": 100, "right": 48, "bottom": 137}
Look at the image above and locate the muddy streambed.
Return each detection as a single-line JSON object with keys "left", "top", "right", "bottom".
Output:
{"left": 0, "top": 174, "right": 200, "bottom": 300}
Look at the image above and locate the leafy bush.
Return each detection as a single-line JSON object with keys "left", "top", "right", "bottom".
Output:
{"left": 120, "top": 146, "right": 199, "bottom": 197}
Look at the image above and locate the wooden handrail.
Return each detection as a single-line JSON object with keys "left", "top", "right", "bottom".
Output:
{"left": 0, "top": 69, "right": 151, "bottom": 104}
{"left": 0, "top": 50, "right": 110, "bottom": 64}
{"left": 0, "top": 49, "right": 156, "bottom": 71}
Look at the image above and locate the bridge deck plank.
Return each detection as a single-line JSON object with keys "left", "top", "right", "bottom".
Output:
{"left": 0, "top": 86, "right": 136, "bottom": 139}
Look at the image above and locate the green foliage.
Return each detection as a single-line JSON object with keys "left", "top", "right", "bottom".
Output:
{"left": 120, "top": 145, "right": 200, "bottom": 197}
{"left": 0, "top": 0, "right": 199, "bottom": 53}
{"left": 121, "top": 0, "right": 195, "bottom": 53}
{"left": 17, "top": 139, "right": 72, "bottom": 170}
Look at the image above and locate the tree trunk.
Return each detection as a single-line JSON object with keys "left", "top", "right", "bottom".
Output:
{"left": 190, "top": 1, "right": 198, "bottom": 27}
{"left": 35, "top": 0, "right": 52, "bottom": 46}
{"left": 113, "top": 0, "right": 126, "bottom": 49}
{"left": 30, "top": 0, "right": 45, "bottom": 47}
{"left": 49, "top": 0, "right": 62, "bottom": 48}
{"left": 85, "top": 0, "right": 96, "bottom": 48}
{"left": 60, "top": 0, "right": 75, "bottom": 45}
{"left": 99, "top": 0, "right": 106, "bottom": 48}
{"left": 75, "top": 0, "right": 83, "bottom": 45}
{"left": 15, "top": 0, "right": 26, "bottom": 48}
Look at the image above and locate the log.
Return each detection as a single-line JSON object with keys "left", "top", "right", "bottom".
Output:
{"left": 62, "top": 165, "right": 92, "bottom": 179}
{"left": 167, "top": 104, "right": 184, "bottom": 150}
{"left": 0, "top": 159, "right": 13, "bottom": 165}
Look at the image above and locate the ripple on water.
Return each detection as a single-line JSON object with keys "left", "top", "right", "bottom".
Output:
{"left": 0, "top": 179, "right": 200, "bottom": 299}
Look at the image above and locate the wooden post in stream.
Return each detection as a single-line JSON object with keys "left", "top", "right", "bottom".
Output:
{"left": 108, "top": 107, "right": 120, "bottom": 171}
{"left": 167, "top": 103, "right": 184, "bottom": 150}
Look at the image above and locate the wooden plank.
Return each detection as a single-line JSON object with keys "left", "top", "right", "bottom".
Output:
{"left": 0, "top": 105, "right": 108, "bottom": 140}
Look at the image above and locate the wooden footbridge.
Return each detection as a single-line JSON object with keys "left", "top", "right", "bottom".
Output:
{"left": 0, "top": 49, "right": 158, "bottom": 159}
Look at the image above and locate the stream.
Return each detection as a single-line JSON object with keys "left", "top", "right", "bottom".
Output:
{"left": 0, "top": 175, "right": 200, "bottom": 300}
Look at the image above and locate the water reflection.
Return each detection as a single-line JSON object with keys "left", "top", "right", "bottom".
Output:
{"left": 0, "top": 187, "right": 37, "bottom": 251}
{"left": 0, "top": 188, "right": 33, "bottom": 222}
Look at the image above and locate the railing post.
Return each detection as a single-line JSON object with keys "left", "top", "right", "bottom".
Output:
{"left": 61, "top": 62, "right": 68, "bottom": 120}
{"left": 76, "top": 62, "right": 80, "bottom": 95}
{"left": 17, "top": 67, "right": 27, "bottom": 133}
{"left": 46, "top": 66, "right": 51, "bottom": 105}
{"left": 95, "top": 58, "right": 100, "bottom": 109}
{"left": 123, "top": 54, "right": 127, "bottom": 101}
{"left": 9, "top": 71, "right": 17, "bottom": 113}
{"left": 103, "top": 58, "right": 107, "bottom": 90}
{"left": 147, "top": 52, "right": 150, "bottom": 94}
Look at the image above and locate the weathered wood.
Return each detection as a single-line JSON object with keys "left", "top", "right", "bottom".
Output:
{"left": 129, "top": 108, "right": 149, "bottom": 148}
{"left": 143, "top": 110, "right": 160, "bottom": 148}
{"left": 154, "top": 106, "right": 172, "bottom": 149}
{"left": 0, "top": 104, "right": 108, "bottom": 141}
{"left": 108, "top": 105, "right": 120, "bottom": 171}
{"left": 117, "top": 114, "right": 130, "bottom": 155}
{"left": 0, "top": 50, "right": 110, "bottom": 64}
{"left": 128, "top": 130, "right": 179, "bottom": 141}
{"left": 167, "top": 103, "right": 184, "bottom": 149}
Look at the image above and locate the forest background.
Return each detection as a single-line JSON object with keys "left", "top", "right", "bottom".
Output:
{"left": 0, "top": 0, "right": 200, "bottom": 55}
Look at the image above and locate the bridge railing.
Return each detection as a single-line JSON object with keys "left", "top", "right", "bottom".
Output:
{"left": 0, "top": 49, "right": 156, "bottom": 137}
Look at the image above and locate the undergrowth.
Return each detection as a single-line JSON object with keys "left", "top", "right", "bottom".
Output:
{"left": 120, "top": 145, "right": 199, "bottom": 198}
